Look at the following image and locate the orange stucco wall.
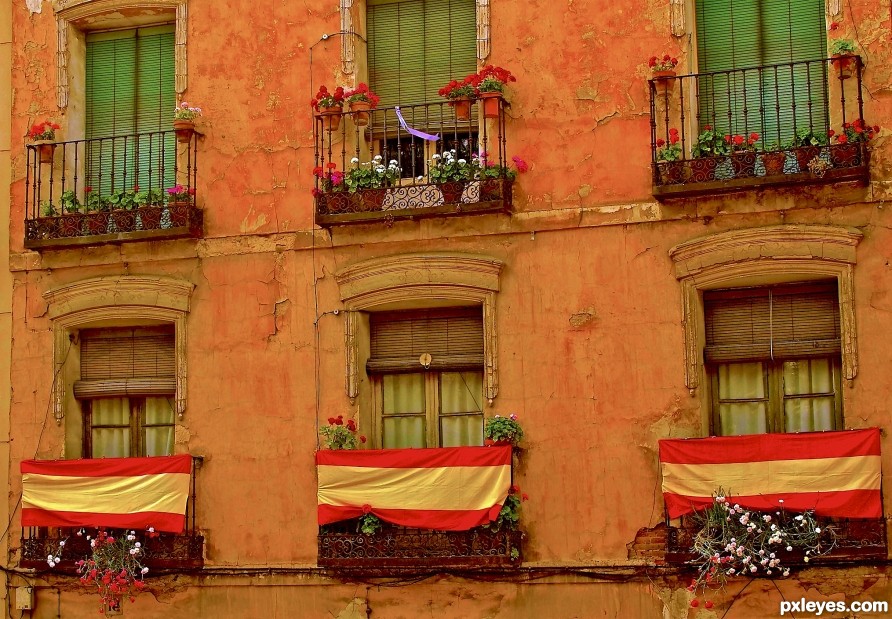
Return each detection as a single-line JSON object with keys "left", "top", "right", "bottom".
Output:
{"left": 6, "top": 0, "right": 892, "bottom": 617}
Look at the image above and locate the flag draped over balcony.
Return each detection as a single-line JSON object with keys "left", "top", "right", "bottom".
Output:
{"left": 317, "top": 446, "right": 512, "bottom": 531}
{"left": 21, "top": 455, "right": 192, "bottom": 532}
{"left": 659, "top": 428, "right": 881, "bottom": 519}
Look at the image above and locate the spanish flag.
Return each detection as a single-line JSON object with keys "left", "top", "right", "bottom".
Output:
{"left": 317, "top": 446, "right": 512, "bottom": 531}
{"left": 21, "top": 455, "right": 192, "bottom": 533}
{"left": 660, "top": 428, "right": 882, "bottom": 519}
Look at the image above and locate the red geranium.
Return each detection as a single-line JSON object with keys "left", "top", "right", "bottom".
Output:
{"left": 311, "top": 85, "right": 346, "bottom": 111}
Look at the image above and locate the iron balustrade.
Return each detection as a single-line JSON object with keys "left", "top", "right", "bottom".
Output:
{"left": 313, "top": 98, "right": 513, "bottom": 225}
{"left": 649, "top": 56, "right": 869, "bottom": 197}
{"left": 24, "top": 129, "right": 202, "bottom": 249}
{"left": 20, "top": 456, "right": 204, "bottom": 571}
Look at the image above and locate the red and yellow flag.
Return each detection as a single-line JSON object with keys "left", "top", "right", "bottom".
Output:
{"left": 21, "top": 455, "right": 192, "bottom": 532}
{"left": 660, "top": 428, "right": 882, "bottom": 519}
{"left": 317, "top": 446, "right": 511, "bottom": 531}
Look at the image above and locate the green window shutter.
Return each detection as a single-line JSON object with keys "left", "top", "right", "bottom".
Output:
{"left": 86, "top": 30, "right": 137, "bottom": 140}
{"left": 368, "top": 0, "right": 476, "bottom": 108}
{"left": 695, "top": 0, "right": 828, "bottom": 144}
{"left": 135, "top": 26, "right": 176, "bottom": 191}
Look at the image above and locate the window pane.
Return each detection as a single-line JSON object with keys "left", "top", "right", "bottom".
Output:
{"left": 440, "top": 372, "right": 482, "bottom": 414}
{"left": 383, "top": 416, "right": 425, "bottom": 449}
{"left": 785, "top": 397, "right": 835, "bottom": 432}
{"left": 91, "top": 398, "right": 130, "bottom": 457}
{"left": 144, "top": 397, "right": 174, "bottom": 456}
{"left": 783, "top": 359, "right": 832, "bottom": 395}
{"left": 440, "top": 414, "right": 482, "bottom": 447}
{"left": 719, "top": 402, "right": 768, "bottom": 436}
{"left": 718, "top": 363, "right": 765, "bottom": 399}
{"left": 382, "top": 373, "right": 425, "bottom": 414}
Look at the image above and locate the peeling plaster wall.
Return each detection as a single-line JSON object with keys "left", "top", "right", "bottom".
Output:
{"left": 6, "top": 0, "right": 892, "bottom": 617}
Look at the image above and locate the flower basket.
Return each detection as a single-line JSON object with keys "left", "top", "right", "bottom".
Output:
{"left": 172, "top": 119, "right": 195, "bottom": 143}
{"left": 438, "top": 181, "right": 466, "bottom": 204}
{"left": 33, "top": 141, "right": 56, "bottom": 164}
{"left": 762, "top": 151, "right": 788, "bottom": 176}
{"left": 479, "top": 92, "right": 501, "bottom": 119}
{"left": 831, "top": 54, "right": 855, "bottom": 80}
{"left": 349, "top": 100, "right": 372, "bottom": 127}
{"left": 317, "top": 105, "right": 343, "bottom": 132}
{"left": 450, "top": 98, "right": 473, "bottom": 121}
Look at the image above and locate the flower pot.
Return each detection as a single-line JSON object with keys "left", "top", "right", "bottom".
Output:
{"left": 794, "top": 146, "right": 822, "bottom": 173}
{"left": 688, "top": 157, "right": 719, "bottom": 182}
{"left": 762, "top": 151, "right": 787, "bottom": 176}
{"left": 438, "top": 181, "right": 466, "bottom": 204}
{"left": 730, "top": 151, "right": 757, "bottom": 178}
{"left": 349, "top": 100, "right": 372, "bottom": 127}
{"left": 450, "top": 98, "right": 472, "bottom": 121}
{"left": 830, "top": 143, "right": 861, "bottom": 168}
{"left": 317, "top": 105, "right": 344, "bottom": 132}
{"left": 173, "top": 119, "right": 195, "bottom": 144}
{"left": 652, "top": 70, "right": 677, "bottom": 93}
{"left": 657, "top": 160, "right": 687, "bottom": 185}
{"left": 831, "top": 54, "right": 855, "bottom": 80}
{"left": 484, "top": 438, "right": 512, "bottom": 447}
{"left": 33, "top": 141, "right": 56, "bottom": 164}
{"left": 479, "top": 92, "right": 502, "bottom": 119}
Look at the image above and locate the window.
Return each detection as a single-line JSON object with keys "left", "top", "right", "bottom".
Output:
{"left": 74, "top": 327, "right": 176, "bottom": 457}
{"left": 695, "top": 0, "right": 828, "bottom": 142}
{"left": 367, "top": 0, "right": 477, "bottom": 107}
{"left": 86, "top": 26, "right": 176, "bottom": 194}
{"left": 368, "top": 308, "right": 485, "bottom": 448}
{"left": 704, "top": 282, "right": 843, "bottom": 436}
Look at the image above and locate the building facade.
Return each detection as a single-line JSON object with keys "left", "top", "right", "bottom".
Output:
{"left": 4, "top": 0, "right": 892, "bottom": 616}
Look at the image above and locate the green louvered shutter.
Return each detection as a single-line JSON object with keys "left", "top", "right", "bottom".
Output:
{"left": 368, "top": 0, "right": 477, "bottom": 108}
{"left": 86, "top": 26, "right": 175, "bottom": 196}
{"left": 695, "top": 0, "right": 828, "bottom": 147}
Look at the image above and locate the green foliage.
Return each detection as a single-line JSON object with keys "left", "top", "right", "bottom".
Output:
{"left": 483, "top": 414, "right": 524, "bottom": 445}
{"left": 830, "top": 39, "right": 856, "bottom": 55}
{"left": 488, "top": 492, "right": 526, "bottom": 532}
{"left": 791, "top": 126, "right": 830, "bottom": 147}
{"left": 344, "top": 156, "right": 400, "bottom": 192}
{"left": 40, "top": 200, "right": 56, "bottom": 217}
{"left": 691, "top": 127, "right": 730, "bottom": 158}
{"left": 319, "top": 415, "right": 365, "bottom": 450}
{"left": 60, "top": 190, "right": 81, "bottom": 213}
{"left": 428, "top": 150, "right": 474, "bottom": 183}
{"left": 358, "top": 513, "right": 382, "bottom": 535}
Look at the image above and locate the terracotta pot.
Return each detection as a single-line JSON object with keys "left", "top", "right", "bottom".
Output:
{"left": 317, "top": 105, "right": 343, "bottom": 132}
{"left": 479, "top": 92, "right": 502, "bottom": 119}
{"left": 438, "top": 181, "right": 466, "bottom": 204}
{"left": 831, "top": 54, "right": 855, "bottom": 80}
{"left": 33, "top": 141, "right": 56, "bottom": 164}
{"left": 794, "top": 146, "right": 822, "bottom": 173}
{"left": 173, "top": 119, "right": 195, "bottom": 144}
{"left": 450, "top": 98, "right": 472, "bottom": 121}
{"left": 652, "top": 70, "right": 677, "bottom": 93}
{"left": 762, "top": 151, "right": 787, "bottom": 176}
{"left": 349, "top": 100, "right": 372, "bottom": 127}
{"left": 830, "top": 143, "right": 861, "bottom": 168}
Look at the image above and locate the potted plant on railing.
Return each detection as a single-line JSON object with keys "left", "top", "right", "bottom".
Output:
{"left": 829, "top": 39, "right": 857, "bottom": 79}
{"left": 761, "top": 140, "right": 791, "bottom": 177}
{"left": 476, "top": 65, "right": 515, "bottom": 119}
{"left": 165, "top": 184, "right": 195, "bottom": 227}
{"left": 830, "top": 119, "right": 877, "bottom": 168}
{"left": 345, "top": 83, "right": 380, "bottom": 128}
{"left": 428, "top": 149, "right": 474, "bottom": 203}
{"left": 483, "top": 414, "right": 524, "bottom": 447}
{"left": 649, "top": 54, "right": 679, "bottom": 93}
{"left": 727, "top": 132, "right": 759, "bottom": 178}
{"left": 655, "top": 128, "right": 686, "bottom": 184}
{"left": 343, "top": 155, "right": 400, "bottom": 211}
{"left": 690, "top": 125, "right": 730, "bottom": 181}
{"left": 790, "top": 127, "right": 830, "bottom": 172}
{"left": 312, "top": 85, "right": 346, "bottom": 132}
{"left": 312, "top": 163, "right": 346, "bottom": 213}
{"left": 475, "top": 154, "right": 527, "bottom": 200}
{"left": 27, "top": 120, "right": 61, "bottom": 164}
{"left": 173, "top": 102, "right": 202, "bottom": 143}
{"left": 438, "top": 75, "right": 480, "bottom": 121}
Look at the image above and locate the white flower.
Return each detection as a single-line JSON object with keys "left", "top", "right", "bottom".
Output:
{"left": 814, "top": 527, "right": 821, "bottom": 533}
{"left": 766, "top": 569, "right": 772, "bottom": 575}
{"left": 373, "top": 155, "right": 383, "bottom": 161}
{"left": 769, "top": 553, "right": 775, "bottom": 559}
{"left": 47, "top": 554, "right": 53, "bottom": 562}
{"left": 804, "top": 556, "right": 810, "bottom": 563}
{"left": 416, "top": 176, "right": 424, "bottom": 181}
{"left": 59, "top": 540, "right": 65, "bottom": 547}
{"left": 778, "top": 499, "right": 784, "bottom": 504}
{"left": 458, "top": 159, "right": 467, "bottom": 164}
{"left": 141, "top": 567, "right": 149, "bottom": 574}
{"left": 786, "top": 546, "right": 793, "bottom": 552}
{"left": 351, "top": 157, "right": 359, "bottom": 164}
{"left": 375, "top": 166, "right": 385, "bottom": 173}
{"left": 727, "top": 568, "right": 736, "bottom": 575}
{"left": 750, "top": 565, "right": 757, "bottom": 573}
{"left": 389, "top": 160, "right": 398, "bottom": 166}
{"left": 783, "top": 569, "right": 790, "bottom": 576}
{"left": 715, "top": 496, "right": 726, "bottom": 503}
{"left": 127, "top": 534, "right": 136, "bottom": 541}
{"left": 795, "top": 515, "right": 803, "bottom": 521}
{"left": 763, "top": 515, "right": 772, "bottom": 522}
{"left": 759, "top": 550, "right": 765, "bottom": 556}
{"left": 432, "top": 154, "right": 441, "bottom": 160}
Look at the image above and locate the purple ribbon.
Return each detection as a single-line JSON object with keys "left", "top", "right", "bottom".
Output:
{"left": 394, "top": 107, "right": 439, "bottom": 141}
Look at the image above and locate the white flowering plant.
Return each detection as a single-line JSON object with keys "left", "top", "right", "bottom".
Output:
{"left": 687, "top": 490, "right": 836, "bottom": 596}
{"left": 428, "top": 150, "right": 474, "bottom": 183}
{"left": 343, "top": 155, "right": 400, "bottom": 192}
{"left": 173, "top": 102, "right": 202, "bottom": 121}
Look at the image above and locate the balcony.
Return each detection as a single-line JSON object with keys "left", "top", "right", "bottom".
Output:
{"left": 313, "top": 99, "right": 513, "bottom": 227}
{"left": 649, "top": 56, "right": 869, "bottom": 199}
{"left": 24, "top": 130, "right": 202, "bottom": 250}
{"left": 20, "top": 455, "right": 203, "bottom": 571}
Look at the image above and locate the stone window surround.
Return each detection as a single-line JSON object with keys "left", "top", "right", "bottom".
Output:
{"left": 53, "top": 0, "right": 188, "bottom": 111}
{"left": 43, "top": 276, "right": 193, "bottom": 452}
{"left": 669, "top": 224, "right": 862, "bottom": 392}
{"left": 335, "top": 253, "right": 502, "bottom": 409}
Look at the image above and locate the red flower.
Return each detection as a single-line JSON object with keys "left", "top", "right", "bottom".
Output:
{"left": 648, "top": 56, "right": 657, "bottom": 67}
{"left": 327, "top": 417, "right": 336, "bottom": 424}
{"left": 703, "top": 124, "right": 711, "bottom": 131}
{"left": 827, "top": 129, "right": 835, "bottom": 137}
{"left": 873, "top": 125, "right": 880, "bottom": 133}
{"left": 362, "top": 504, "right": 372, "bottom": 514}
{"left": 669, "top": 133, "right": 680, "bottom": 145}
{"left": 133, "top": 185, "right": 140, "bottom": 191}
{"left": 843, "top": 122, "right": 851, "bottom": 128}
{"left": 84, "top": 186, "right": 93, "bottom": 193}
{"left": 521, "top": 493, "right": 529, "bottom": 501}
{"left": 334, "top": 415, "right": 343, "bottom": 426}
{"left": 733, "top": 135, "right": 744, "bottom": 146}
{"left": 669, "top": 128, "right": 678, "bottom": 136}
{"left": 724, "top": 134, "right": 731, "bottom": 143}
{"left": 656, "top": 138, "right": 665, "bottom": 147}
{"left": 705, "top": 601, "right": 714, "bottom": 609}
{"left": 830, "top": 21, "right": 840, "bottom": 31}
{"left": 326, "top": 162, "right": 337, "bottom": 169}
{"left": 359, "top": 435, "right": 367, "bottom": 443}
{"left": 510, "top": 484, "right": 520, "bottom": 494}
{"left": 837, "top": 134, "right": 848, "bottom": 144}
{"left": 670, "top": 57, "right": 678, "bottom": 65}
{"left": 346, "top": 419, "right": 356, "bottom": 431}
{"left": 663, "top": 54, "right": 670, "bottom": 61}
{"left": 690, "top": 599, "right": 699, "bottom": 608}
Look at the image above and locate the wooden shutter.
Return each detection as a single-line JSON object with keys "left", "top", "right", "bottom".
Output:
{"left": 695, "top": 0, "right": 828, "bottom": 142}
{"left": 368, "top": 307, "right": 484, "bottom": 373}
{"left": 135, "top": 26, "right": 177, "bottom": 191}
{"left": 74, "top": 326, "right": 176, "bottom": 398}
{"left": 704, "top": 282, "right": 841, "bottom": 363}
{"left": 367, "top": 0, "right": 477, "bottom": 108}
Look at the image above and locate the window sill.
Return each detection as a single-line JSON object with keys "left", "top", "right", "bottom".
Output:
{"left": 24, "top": 205, "right": 204, "bottom": 250}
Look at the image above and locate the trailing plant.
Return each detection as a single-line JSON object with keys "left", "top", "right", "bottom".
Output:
{"left": 829, "top": 39, "right": 856, "bottom": 56}
{"left": 656, "top": 129, "right": 683, "bottom": 161}
{"left": 319, "top": 415, "right": 366, "bottom": 450}
{"left": 483, "top": 413, "right": 524, "bottom": 446}
{"left": 488, "top": 484, "right": 528, "bottom": 532}
{"left": 691, "top": 125, "right": 730, "bottom": 158}
{"left": 173, "top": 102, "right": 202, "bottom": 121}
{"left": 27, "top": 120, "right": 61, "bottom": 141}
{"left": 428, "top": 149, "right": 474, "bottom": 183}
{"left": 344, "top": 155, "right": 400, "bottom": 191}
{"left": 311, "top": 85, "right": 346, "bottom": 111}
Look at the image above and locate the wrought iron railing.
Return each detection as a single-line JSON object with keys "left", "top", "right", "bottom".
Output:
{"left": 649, "top": 56, "right": 869, "bottom": 196}
{"left": 666, "top": 517, "right": 886, "bottom": 564}
{"left": 20, "top": 456, "right": 204, "bottom": 571}
{"left": 319, "top": 521, "right": 523, "bottom": 570}
{"left": 24, "top": 129, "right": 202, "bottom": 249}
{"left": 313, "top": 98, "right": 513, "bottom": 225}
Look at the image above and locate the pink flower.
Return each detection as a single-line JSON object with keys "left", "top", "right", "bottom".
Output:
{"left": 509, "top": 414, "right": 518, "bottom": 421}
{"left": 512, "top": 155, "right": 529, "bottom": 173}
